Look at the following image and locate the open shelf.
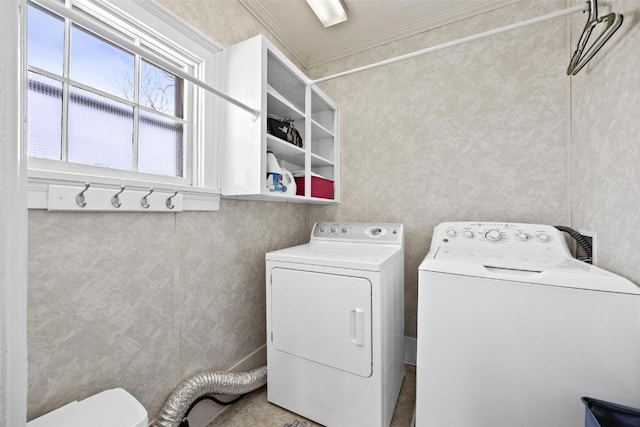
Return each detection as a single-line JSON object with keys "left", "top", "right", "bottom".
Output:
{"left": 310, "top": 153, "right": 333, "bottom": 168}
{"left": 267, "top": 89, "right": 305, "bottom": 121}
{"left": 267, "top": 134, "right": 305, "bottom": 168}
{"left": 311, "top": 88, "right": 335, "bottom": 130}
{"left": 221, "top": 35, "right": 338, "bottom": 203}
{"left": 267, "top": 51, "right": 306, "bottom": 112}
{"left": 311, "top": 119, "right": 333, "bottom": 139}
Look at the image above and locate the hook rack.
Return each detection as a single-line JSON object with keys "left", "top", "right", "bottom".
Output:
{"left": 49, "top": 185, "right": 184, "bottom": 212}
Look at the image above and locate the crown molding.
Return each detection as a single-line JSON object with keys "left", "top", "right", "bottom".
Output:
{"left": 240, "top": 0, "right": 523, "bottom": 70}
{"left": 238, "top": 0, "right": 311, "bottom": 67}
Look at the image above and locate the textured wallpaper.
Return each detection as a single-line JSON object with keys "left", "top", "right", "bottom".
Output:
{"left": 570, "top": 0, "right": 640, "bottom": 285}
{"left": 26, "top": 0, "right": 309, "bottom": 420}
{"left": 307, "top": 0, "right": 571, "bottom": 337}
{"left": 27, "top": 202, "right": 308, "bottom": 419}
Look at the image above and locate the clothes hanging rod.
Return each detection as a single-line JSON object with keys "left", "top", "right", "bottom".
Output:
{"left": 36, "top": 0, "right": 260, "bottom": 120}
{"left": 311, "top": 3, "right": 589, "bottom": 84}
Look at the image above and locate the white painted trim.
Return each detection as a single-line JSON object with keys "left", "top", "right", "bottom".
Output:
{"left": 0, "top": 0, "right": 28, "bottom": 425}
{"left": 36, "top": 0, "right": 258, "bottom": 118}
{"left": 238, "top": 0, "right": 309, "bottom": 67}
{"left": 106, "top": 0, "right": 224, "bottom": 54}
{"left": 26, "top": 0, "right": 228, "bottom": 212}
{"left": 27, "top": 177, "right": 221, "bottom": 211}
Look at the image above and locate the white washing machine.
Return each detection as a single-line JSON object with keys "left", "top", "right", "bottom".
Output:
{"left": 266, "top": 222, "right": 405, "bottom": 427}
{"left": 416, "top": 222, "right": 640, "bottom": 427}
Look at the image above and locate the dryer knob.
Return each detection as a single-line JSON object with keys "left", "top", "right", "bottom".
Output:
{"left": 536, "top": 232, "right": 550, "bottom": 242}
{"left": 515, "top": 232, "right": 530, "bottom": 241}
{"left": 463, "top": 230, "right": 474, "bottom": 239}
{"left": 341, "top": 226, "right": 348, "bottom": 233}
{"left": 485, "top": 229, "right": 502, "bottom": 242}
{"left": 318, "top": 225, "right": 326, "bottom": 233}
{"left": 330, "top": 226, "right": 337, "bottom": 233}
{"left": 446, "top": 230, "right": 457, "bottom": 238}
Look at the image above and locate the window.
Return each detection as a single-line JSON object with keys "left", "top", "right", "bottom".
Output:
{"left": 26, "top": 0, "right": 222, "bottom": 211}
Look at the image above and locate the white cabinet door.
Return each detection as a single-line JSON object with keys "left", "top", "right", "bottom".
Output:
{"left": 270, "top": 268, "right": 372, "bottom": 377}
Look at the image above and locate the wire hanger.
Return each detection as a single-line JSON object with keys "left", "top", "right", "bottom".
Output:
{"left": 567, "top": 0, "right": 623, "bottom": 75}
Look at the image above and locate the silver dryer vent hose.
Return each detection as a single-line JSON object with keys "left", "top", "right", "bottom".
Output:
{"left": 154, "top": 365, "right": 267, "bottom": 427}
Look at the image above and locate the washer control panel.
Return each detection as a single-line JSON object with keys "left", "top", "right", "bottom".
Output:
{"left": 312, "top": 222, "right": 403, "bottom": 244}
{"left": 431, "top": 222, "right": 570, "bottom": 257}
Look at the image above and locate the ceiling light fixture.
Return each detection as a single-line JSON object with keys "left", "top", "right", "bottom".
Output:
{"left": 305, "top": 0, "right": 348, "bottom": 27}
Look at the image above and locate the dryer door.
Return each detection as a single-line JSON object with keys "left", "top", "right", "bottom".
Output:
{"left": 270, "top": 268, "right": 372, "bottom": 377}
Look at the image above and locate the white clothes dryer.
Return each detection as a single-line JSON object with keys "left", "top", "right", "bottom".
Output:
{"left": 266, "top": 222, "right": 405, "bottom": 427}
{"left": 416, "top": 222, "right": 640, "bottom": 427}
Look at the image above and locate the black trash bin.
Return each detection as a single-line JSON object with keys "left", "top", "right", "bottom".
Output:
{"left": 582, "top": 397, "right": 640, "bottom": 427}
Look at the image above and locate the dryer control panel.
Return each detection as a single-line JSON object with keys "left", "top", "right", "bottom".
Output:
{"left": 312, "top": 222, "right": 403, "bottom": 245}
{"left": 431, "top": 222, "right": 571, "bottom": 257}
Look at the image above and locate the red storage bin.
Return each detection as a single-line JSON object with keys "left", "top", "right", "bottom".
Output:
{"left": 294, "top": 175, "right": 334, "bottom": 199}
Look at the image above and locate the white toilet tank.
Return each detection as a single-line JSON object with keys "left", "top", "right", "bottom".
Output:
{"left": 27, "top": 388, "right": 148, "bottom": 427}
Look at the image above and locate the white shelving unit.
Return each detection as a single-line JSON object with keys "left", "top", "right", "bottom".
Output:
{"left": 220, "top": 35, "right": 339, "bottom": 203}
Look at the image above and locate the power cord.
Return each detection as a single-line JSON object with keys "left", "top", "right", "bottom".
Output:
{"left": 178, "top": 394, "right": 246, "bottom": 427}
{"left": 554, "top": 225, "right": 592, "bottom": 262}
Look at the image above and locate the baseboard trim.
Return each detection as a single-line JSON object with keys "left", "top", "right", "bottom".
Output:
{"left": 180, "top": 345, "right": 267, "bottom": 427}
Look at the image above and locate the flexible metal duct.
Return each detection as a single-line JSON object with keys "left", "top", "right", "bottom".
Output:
{"left": 155, "top": 366, "right": 267, "bottom": 427}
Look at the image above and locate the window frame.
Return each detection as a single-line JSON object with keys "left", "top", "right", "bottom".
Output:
{"left": 25, "top": 0, "right": 223, "bottom": 211}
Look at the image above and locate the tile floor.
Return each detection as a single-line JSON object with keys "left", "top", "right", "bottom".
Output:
{"left": 206, "top": 365, "right": 416, "bottom": 426}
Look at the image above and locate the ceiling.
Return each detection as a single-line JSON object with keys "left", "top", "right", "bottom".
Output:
{"left": 239, "top": 0, "right": 522, "bottom": 69}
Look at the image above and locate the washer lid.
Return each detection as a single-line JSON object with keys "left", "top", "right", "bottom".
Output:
{"left": 27, "top": 388, "right": 148, "bottom": 427}
{"left": 420, "top": 248, "right": 640, "bottom": 295}
{"left": 266, "top": 241, "right": 403, "bottom": 271}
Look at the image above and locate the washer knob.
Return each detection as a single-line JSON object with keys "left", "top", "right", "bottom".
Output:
{"left": 536, "top": 232, "right": 550, "bottom": 242}
{"left": 318, "top": 225, "right": 326, "bottom": 233}
{"left": 463, "top": 230, "right": 474, "bottom": 239}
{"left": 446, "top": 230, "right": 457, "bottom": 238}
{"left": 485, "top": 229, "right": 502, "bottom": 242}
{"left": 330, "top": 226, "right": 337, "bottom": 233}
{"left": 515, "top": 232, "right": 529, "bottom": 241}
{"left": 341, "top": 226, "right": 348, "bottom": 233}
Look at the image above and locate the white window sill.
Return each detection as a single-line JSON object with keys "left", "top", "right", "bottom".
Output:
{"left": 28, "top": 170, "right": 221, "bottom": 212}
